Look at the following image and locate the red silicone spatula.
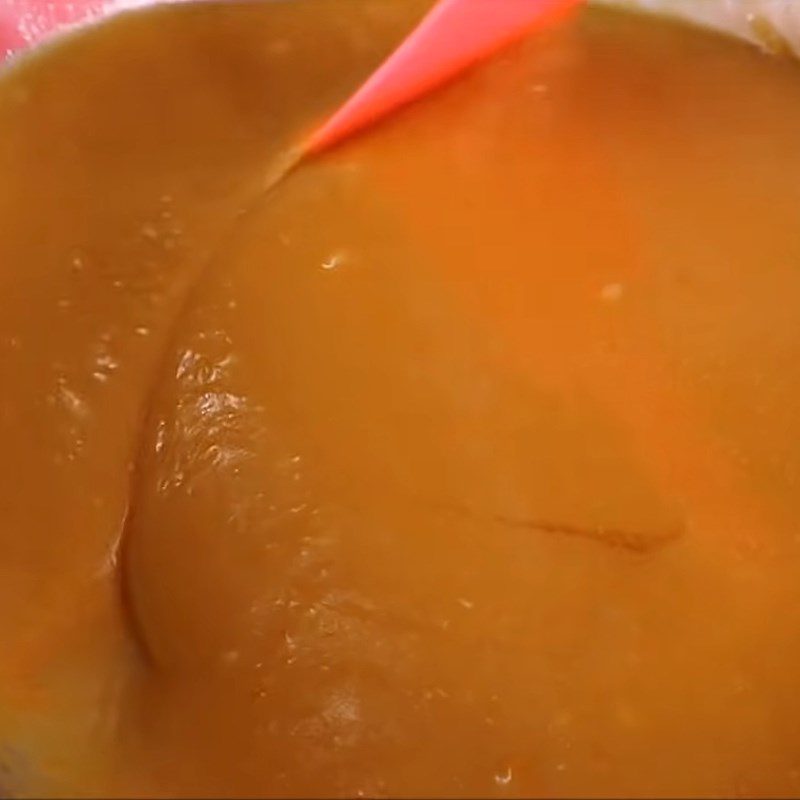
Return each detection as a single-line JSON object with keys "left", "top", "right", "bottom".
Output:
{"left": 304, "top": 0, "right": 583, "bottom": 156}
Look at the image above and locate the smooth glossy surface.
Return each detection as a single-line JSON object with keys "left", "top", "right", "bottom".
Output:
{"left": 1, "top": 2, "right": 800, "bottom": 796}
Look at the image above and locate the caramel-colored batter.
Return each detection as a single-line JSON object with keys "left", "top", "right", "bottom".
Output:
{"left": 2, "top": 2, "right": 800, "bottom": 796}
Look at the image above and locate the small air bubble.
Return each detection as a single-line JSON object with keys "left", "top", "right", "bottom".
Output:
{"left": 134, "top": 326, "right": 150, "bottom": 337}
{"left": 321, "top": 251, "right": 348, "bottom": 271}
{"left": 58, "top": 385, "right": 88, "bottom": 419}
{"left": 93, "top": 352, "right": 119, "bottom": 383}
{"left": 494, "top": 766, "right": 513, "bottom": 787}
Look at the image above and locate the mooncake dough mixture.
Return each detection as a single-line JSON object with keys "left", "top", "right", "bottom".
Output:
{"left": 1, "top": 2, "right": 800, "bottom": 796}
